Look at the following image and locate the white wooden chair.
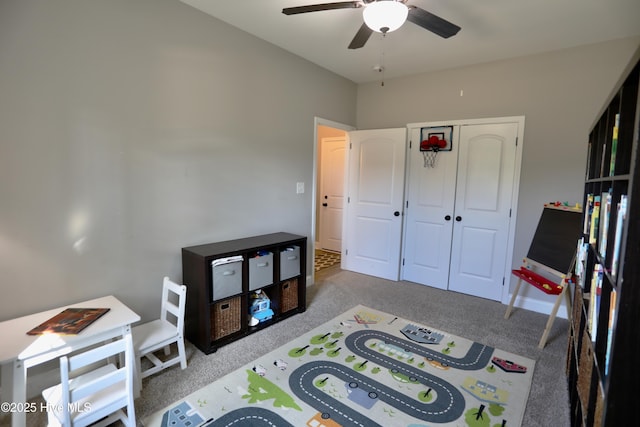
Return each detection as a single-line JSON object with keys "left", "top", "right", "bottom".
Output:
{"left": 41, "top": 332, "right": 136, "bottom": 427}
{"left": 132, "top": 276, "right": 187, "bottom": 395}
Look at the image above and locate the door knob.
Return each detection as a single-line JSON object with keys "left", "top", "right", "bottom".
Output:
{"left": 394, "top": 211, "right": 400, "bottom": 217}
{"left": 456, "top": 216, "right": 462, "bottom": 221}
{"left": 445, "top": 215, "right": 451, "bottom": 221}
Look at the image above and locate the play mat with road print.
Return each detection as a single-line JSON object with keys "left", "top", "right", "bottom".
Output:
{"left": 143, "top": 305, "right": 534, "bottom": 427}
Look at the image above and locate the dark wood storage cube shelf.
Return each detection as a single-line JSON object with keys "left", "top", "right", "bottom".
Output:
{"left": 182, "top": 232, "right": 307, "bottom": 354}
{"left": 566, "top": 57, "right": 639, "bottom": 426}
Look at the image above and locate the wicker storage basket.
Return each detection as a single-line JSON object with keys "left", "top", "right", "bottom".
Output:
{"left": 577, "top": 332, "right": 594, "bottom": 411}
{"left": 281, "top": 278, "right": 298, "bottom": 313}
{"left": 212, "top": 296, "right": 241, "bottom": 340}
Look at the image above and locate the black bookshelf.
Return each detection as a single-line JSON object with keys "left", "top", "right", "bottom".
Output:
{"left": 567, "top": 57, "right": 640, "bottom": 426}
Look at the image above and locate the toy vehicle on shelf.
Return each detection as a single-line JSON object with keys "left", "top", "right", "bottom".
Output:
{"left": 249, "top": 289, "right": 273, "bottom": 326}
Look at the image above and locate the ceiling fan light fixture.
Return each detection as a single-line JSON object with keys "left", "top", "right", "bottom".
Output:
{"left": 363, "top": 1, "right": 408, "bottom": 33}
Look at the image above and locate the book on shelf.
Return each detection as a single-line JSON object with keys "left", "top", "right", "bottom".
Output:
{"left": 583, "top": 193, "right": 594, "bottom": 234}
{"left": 611, "top": 194, "right": 628, "bottom": 277}
{"left": 587, "top": 265, "right": 595, "bottom": 333}
{"left": 585, "top": 140, "right": 593, "bottom": 180}
{"left": 587, "top": 263, "right": 603, "bottom": 341}
{"left": 598, "top": 190, "right": 612, "bottom": 257}
{"left": 609, "top": 113, "right": 620, "bottom": 176}
{"left": 588, "top": 195, "right": 601, "bottom": 246}
{"left": 600, "top": 140, "right": 608, "bottom": 177}
{"left": 575, "top": 237, "right": 588, "bottom": 289}
{"left": 605, "top": 288, "right": 617, "bottom": 376}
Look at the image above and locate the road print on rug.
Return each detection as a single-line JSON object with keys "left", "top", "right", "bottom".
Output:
{"left": 144, "top": 305, "right": 535, "bottom": 427}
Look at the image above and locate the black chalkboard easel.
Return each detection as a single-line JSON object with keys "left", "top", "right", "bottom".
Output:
{"left": 526, "top": 205, "right": 583, "bottom": 275}
{"left": 505, "top": 204, "right": 583, "bottom": 348}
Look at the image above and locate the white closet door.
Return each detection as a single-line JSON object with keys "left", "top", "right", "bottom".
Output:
{"left": 343, "top": 128, "right": 406, "bottom": 281}
{"left": 447, "top": 123, "right": 519, "bottom": 300}
{"left": 402, "top": 126, "right": 459, "bottom": 289}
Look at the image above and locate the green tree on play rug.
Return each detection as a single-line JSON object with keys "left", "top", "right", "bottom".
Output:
{"left": 242, "top": 370, "right": 302, "bottom": 411}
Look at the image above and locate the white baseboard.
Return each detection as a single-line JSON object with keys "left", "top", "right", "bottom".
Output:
{"left": 505, "top": 293, "right": 570, "bottom": 320}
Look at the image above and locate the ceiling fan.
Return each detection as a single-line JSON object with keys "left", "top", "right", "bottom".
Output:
{"left": 282, "top": 0, "right": 461, "bottom": 49}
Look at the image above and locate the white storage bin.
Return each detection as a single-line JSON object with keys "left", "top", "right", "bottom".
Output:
{"left": 280, "top": 246, "right": 300, "bottom": 280}
{"left": 211, "top": 256, "right": 243, "bottom": 301}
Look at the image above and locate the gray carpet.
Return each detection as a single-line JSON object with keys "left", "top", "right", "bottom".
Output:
{"left": 10, "top": 267, "right": 571, "bottom": 426}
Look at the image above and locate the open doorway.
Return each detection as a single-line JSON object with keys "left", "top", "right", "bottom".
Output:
{"left": 313, "top": 118, "right": 354, "bottom": 278}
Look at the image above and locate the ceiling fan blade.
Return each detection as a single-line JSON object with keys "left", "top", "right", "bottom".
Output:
{"left": 348, "top": 23, "right": 373, "bottom": 49}
{"left": 407, "top": 6, "right": 461, "bottom": 39}
{"left": 283, "top": 1, "right": 363, "bottom": 15}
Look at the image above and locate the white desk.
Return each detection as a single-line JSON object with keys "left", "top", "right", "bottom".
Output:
{"left": 0, "top": 295, "right": 140, "bottom": 427}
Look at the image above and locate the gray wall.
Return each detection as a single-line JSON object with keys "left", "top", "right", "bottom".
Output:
{"left": 356, "top": 37, "right": 640, "bottom": 306}
{"left": 1, "top": 0, "right": 638, "bottom": 322}
{"left": 0, "top": 0, "right": 356, "bottom": 321}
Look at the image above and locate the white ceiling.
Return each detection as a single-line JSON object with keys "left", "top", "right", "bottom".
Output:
{"left": 179, "top": 0, "right": 640, "bottom": 84}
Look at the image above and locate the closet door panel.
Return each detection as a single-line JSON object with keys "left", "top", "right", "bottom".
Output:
{"left": 402, "top": 127, "right": 458, "bottom": 289}
{"left": 448, "top": 123, "right": 518, "bottom": 301}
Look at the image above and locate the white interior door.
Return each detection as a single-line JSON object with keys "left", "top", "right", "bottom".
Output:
{"left": 344, "top": 128, "right": 406, "bottom": 280}
{"left": 319, "top": 136, "right": 346, "bottom": 252}
{"left": 447, "top": 123, "right": 519, "bottom": 300}
{"left": 402, "top": 126, "right": 459, "bottom": 289}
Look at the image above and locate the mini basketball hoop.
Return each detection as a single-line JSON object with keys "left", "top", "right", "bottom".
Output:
{"left": 420, "top": 134, "right": 448, "bottom": 168}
